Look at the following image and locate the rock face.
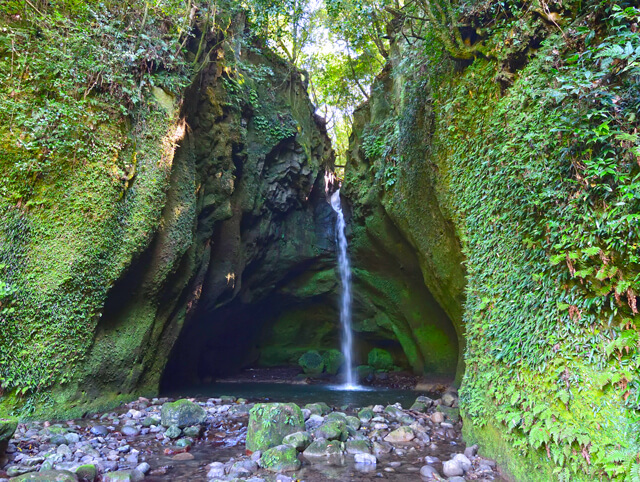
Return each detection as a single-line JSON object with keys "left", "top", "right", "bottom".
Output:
{"left": 344, "top": 2, "right": 640, "bottom": 481}
{"left": 0, "top": 13, "right": 335, "bottom": 416}
{"left": 246, "top": 403, "right": 305, "bottom": 452}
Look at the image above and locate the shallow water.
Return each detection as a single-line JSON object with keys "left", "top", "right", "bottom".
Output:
{"left": 164, "top": 381, "right": 437, "bottom": 409}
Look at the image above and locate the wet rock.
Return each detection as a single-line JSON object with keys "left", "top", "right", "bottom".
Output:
{"left": 345, "top": 440, "right": 372, "bottom": 455}
{"left": 246, "top": 403, "right": 305, "bottom": 452}
{"left": 303, "top": 440, "right": 344, "bottom": 458}
{"left": 424, "top": 455, "right": 440, "bottom": 464}
{"left": 442, "top": 459, "right": 464, "bottom": 477}
{"left": 161, "top": 399, "right": 207, "bottom": 428}
{"left": 260, "top": 444, "right": 301, "bottom": 472}
{"left": 12, "top": 470, "right": 77, "bottom": 481}
{"left": 449, "top": 477, "right": 466, "bottom": 482}
{"left": 164, "top": 425, "right": 181, "bottom": 439}
{"left": 384, "top": 426, "right": 414, "bottom": 443}
{"left": 354, "top": 453, "right": 376, "bottom": 465}
{"left": 419, "top": 465, "right": 440, "bottom": 479}
{"left": 282, "top": 431, "right": 312, "bottom": 451}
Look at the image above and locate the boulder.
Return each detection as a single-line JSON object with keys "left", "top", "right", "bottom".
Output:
{"left": 345, "top": 439, "right": 372, "bottom": 455}
{"left": 322, "top": 349, "right": 345, "bottom": 375}
{"left": 441, "top": 390, "right": 458, "bottom": 407}
{"left": 298, "top": 350, "right": 324, "bottom": 374}
{"left": 303, "top": 439, "right": 344, "bottom": 458}
{"left": 442, "top": 459, "right": 464, "bottom": 477}
{"left": 160, "top": 399, "right": 206, "bottom": 428}
{"left": 357, "top": 407, "right": 374, "bottom": 422}
{"left": 314, "top": 419, "right": 347, "bottom": 441}
{"left": 246, "top": 403, "right": 305, "bottom": 452}
{"left": 12, "top": 470, "right": 78, "bottom": 481}
{"left": 260, "top": 444, "right": 301, "bottom": 472}
{"left": 419, "top": 465, "right": 440, "bottom": 479}
{"left": 384, "top": 426, "right": 415, "bottom": 443}
{"left": 367, "top": 348, "right": 393, "bottom": 371}
{"left": 437, "top": 405, "right": 460, "bottom": 423}
{"left": 282, "top": 431, "right": 312, "bottom": 451}
{"left": 354, "top": 453, "right": 376, "bottom": 465}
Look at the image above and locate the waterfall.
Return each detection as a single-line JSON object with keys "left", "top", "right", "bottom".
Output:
{"left": 330, "top": 189, "right": 357, "bottom": 388}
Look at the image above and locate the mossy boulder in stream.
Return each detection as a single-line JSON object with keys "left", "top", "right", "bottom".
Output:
{"left": 160, "top": 399, "right": 206, "bottom": 428}
{"left": 259, "top": 444, "right": 301, "bottom": 472}
{"left": 246, "top": 403, "right": 305, "bottom": 452}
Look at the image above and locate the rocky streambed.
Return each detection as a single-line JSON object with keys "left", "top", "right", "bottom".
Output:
{"left": 0, "top": 390, "right": 505, "bottom": 481}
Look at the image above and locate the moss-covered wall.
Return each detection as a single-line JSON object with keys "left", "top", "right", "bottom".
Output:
{"left": 345, "top": 1, "right": 640, "bottom": 479}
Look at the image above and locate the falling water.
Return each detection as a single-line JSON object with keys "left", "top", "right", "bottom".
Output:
{"left": 330, "top": 189, "right": 357, "bottom": 389}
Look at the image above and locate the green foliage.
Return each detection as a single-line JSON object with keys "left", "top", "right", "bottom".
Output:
{"left": 429, "top": 2, "right": 640, "bottom": 479}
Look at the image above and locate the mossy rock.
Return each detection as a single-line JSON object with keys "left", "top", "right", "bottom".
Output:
{"left": 314, "top": 419, "right": 348, "bottom": 441}
{"left": 304, "top": 402, "right": 331, "bottom": 415}
{"left": 345, "top": 439, "right": 372, "bottom": 455}
{"left": 160, "top": 399, "right": 206, "bottom": 428}
{"left": 367, "top": 348, "right": 393, "bottom": 371}
{"left": 358, "top": 407, "right": 374, "bottom": 422}
{"left": 282, "top": 431, "right": 312, "bottom": 451}
{"left": 260, "top": 444, "right": 301, "bottom": 472}
{"left": 246, "top": 403, "right": 305, "bottom": 452}
{"left": 437, "top": 405, "right": 460, "bottom": 423}
{"left": 303, "top": 439, "right": 344, "bottom": 458}
{"left": 0, "top": 417, "right": 18, "bottom": 456}
{"left": 12, "top": 471, "right": 77, "bottom": 481}
{"left": 298, "top": 350, "right": 324, "bottom": 375}
{"left": 75, "top": 464, "right": 97, "bottom": 481}
{"left": 322, "top": 349, "right": 345, "bottom": 375}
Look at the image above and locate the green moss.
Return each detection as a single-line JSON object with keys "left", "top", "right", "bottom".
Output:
{"left": 246, "top": 403, "right": 305, "bottom": 452}
{"left": 367, "top": 348, "right": 394, "bottom": 371}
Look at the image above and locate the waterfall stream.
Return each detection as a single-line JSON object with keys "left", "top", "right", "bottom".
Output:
{"left": 330, "top": 189, "right": 357, "bottom": 388}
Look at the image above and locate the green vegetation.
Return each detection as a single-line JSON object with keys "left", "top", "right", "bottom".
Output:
{"left": 0, "top": 0, "right": 192, "bottom": 408}
{"left": 344, "top": 0, "right": 640, "bottom": 479}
